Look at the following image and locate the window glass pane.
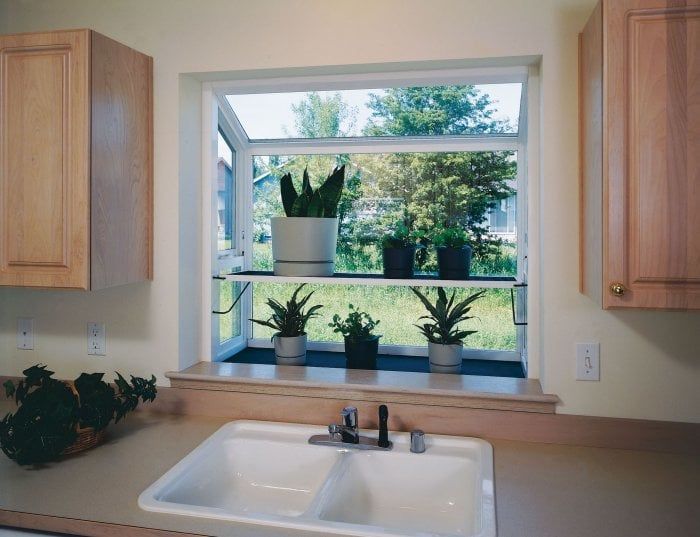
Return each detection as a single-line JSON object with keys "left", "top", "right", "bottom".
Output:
{"left": 252, "top": 152, "right": 517, "bottom": 277}
{"left": 252, "top": 283, "right": 515, "bottom": 351}
{"left": 217, "top": 130, "right": 235, "bottom": 251}
{"left": 226, "top": 83, "right": 521, "bottom": 140}
{"left": 219, "top": 280, "right": 242, "bottom": 344}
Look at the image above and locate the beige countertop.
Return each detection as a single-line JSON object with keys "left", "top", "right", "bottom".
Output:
{"left": 0, "top": 410, "right": 698, "bottom": 537}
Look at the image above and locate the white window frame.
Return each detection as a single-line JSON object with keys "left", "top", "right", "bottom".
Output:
{"left": 202, "top": 95, "right": 249, "bottom": 361}
{"left": 202, "top": 66, "right": 531, "bottom": 364}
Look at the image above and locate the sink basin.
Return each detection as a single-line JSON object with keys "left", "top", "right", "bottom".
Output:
{"left": 139, "top": 421, "right": 495, "bottom": 537}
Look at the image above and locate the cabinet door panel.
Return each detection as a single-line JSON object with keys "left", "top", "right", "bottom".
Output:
{"left": 605, "top": 1, "right": 700, "bottom": 309}
{"left": 631, "top": 9, "right": 700, "bottom": 283}
{"left": 5, "top": 47, "right": 68, "bottom": 266}
{"left": 0, "top": 31, "right": 89, "bottom": 288}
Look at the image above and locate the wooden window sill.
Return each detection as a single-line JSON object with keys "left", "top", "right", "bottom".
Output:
{"left": 166, "top": 361, "right": 558, "bottom": 413}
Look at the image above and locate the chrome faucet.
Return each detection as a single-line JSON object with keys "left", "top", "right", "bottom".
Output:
{"left": 337, "top": 406, "right": 360, "bottom": 443}
{"left": 309, "top": 405, "right": 393, "bottom": 451}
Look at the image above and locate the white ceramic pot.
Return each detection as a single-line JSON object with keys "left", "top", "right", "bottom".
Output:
{"left": 274, "top": 334, "right": 307, "bottom": 366}
{"left": 271, "top": 217, "right": 338, "bottom": 277}
{"left": 428, "top": 341, "right": 463, "bottom": 374}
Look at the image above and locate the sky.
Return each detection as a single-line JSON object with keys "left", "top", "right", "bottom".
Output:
{"left": 225, "top": 83, "right": 522, "bottom": 140}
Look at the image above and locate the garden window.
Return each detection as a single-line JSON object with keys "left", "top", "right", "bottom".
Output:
{"left": 207, "top": 70, "right": 529, "bottom": 371}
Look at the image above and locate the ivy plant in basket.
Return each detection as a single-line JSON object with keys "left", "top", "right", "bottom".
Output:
{"left": 0, "top": 365, "right": 157, "bottom": 465}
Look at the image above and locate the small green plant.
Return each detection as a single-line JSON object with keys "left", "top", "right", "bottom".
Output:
{"left": 329, "top": 304, "right": 380, "bottom": 341}
{"left": 0, "top": 365, "right": 157, "bottom": 466}
{"left": 251, "top": 284, "right": 323, "bottom": 339}
{"left": 280, "top": 166, "right": 345, "bottom": 217}
{"left": 382, "top": 221, "right": 413, "bottom": 248}
{"left": 433, "top": 225, "right": 470, "bottom": 249}
{"left": 382, "top": 221, "right": 429, "bottom": 249}
{"left": 411, "top": 287, "right": 485, "bottom": 345}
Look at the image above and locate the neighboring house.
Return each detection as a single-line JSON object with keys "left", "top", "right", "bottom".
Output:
{"left": 252, "top": 170, "right": 277, "bottom": 192}
{"left": 487, "top": 194, "right": 517, "bottom": 242}
{"left": 217, "top": 158, "right": 234, "bottom": 248}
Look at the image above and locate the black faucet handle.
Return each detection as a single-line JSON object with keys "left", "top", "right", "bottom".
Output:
{"left": 378, "top": 404, "right": 390, "bottom": 448}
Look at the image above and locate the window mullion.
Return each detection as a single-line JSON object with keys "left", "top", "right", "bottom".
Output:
{"left": 248, "top": 136, "right": 519, "bottom": 156}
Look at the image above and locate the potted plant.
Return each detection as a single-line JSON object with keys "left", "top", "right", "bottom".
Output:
{"left": 271, "top": 166, "right": 345, "bottom": 276}
{"left": 433, "top": 225, "right": 473, "bottom": 280}
{"left": 0, "top": 365, "right": 157, "bottom": 466}
{"left": 411, "top": 287, "right": 485, "bottom": 374}
{"left": 329, "top": 305, "right": 381, "bottom": 370}
{"left": 382, "top": 222, "right": 425, "bottom": 279}
{"left": 250, "top": 284, "right": 322, "bottom": 365}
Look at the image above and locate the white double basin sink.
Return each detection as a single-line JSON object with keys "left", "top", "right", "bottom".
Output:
{"left": 138, "top": 421, "right": 495, "bottom": 537}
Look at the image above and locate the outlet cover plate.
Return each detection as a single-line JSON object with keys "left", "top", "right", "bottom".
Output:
{"left": 17, "top": 318, "right": 34, "bottom": 350}
{"left": 88, "top": 322, "right": 106, "bottom": 356}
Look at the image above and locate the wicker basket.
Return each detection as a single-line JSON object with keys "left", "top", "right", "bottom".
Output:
{"left": 62, "top": 426, "right": 106, "bottom": 456}
{"left": 61, "top": 382, "right": 107, "bottom": 456}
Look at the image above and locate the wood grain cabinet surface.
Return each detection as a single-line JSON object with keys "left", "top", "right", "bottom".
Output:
{"left": 580, "top": 0, "right": 700, "bottom": 310}
{"left": 0, "top": 29, "right": 152, "bottom": 289}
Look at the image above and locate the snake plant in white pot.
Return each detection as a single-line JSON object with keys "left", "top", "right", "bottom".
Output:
{"left": 250, "top": 284, "right": 323, "bottom": 365}
{"left": 271, "top": 166, "right": 345, "bottom": 276}
{"left": 411, "top": 287, "right": 485, "bottom": 374}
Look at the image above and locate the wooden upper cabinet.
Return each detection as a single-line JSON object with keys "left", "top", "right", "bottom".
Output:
{"left": 580, "top": 0, "right": 700, "bottom": 310}
{"left": 0, "top": 30, "right": 152, "bottom": 289}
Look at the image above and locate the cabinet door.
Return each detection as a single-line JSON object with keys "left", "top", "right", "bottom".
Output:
{"left": 0, "top": 30, "right": 90, "bottom": 288}
{"left": 605, "top": 0, "right": 700, "bottom": 309}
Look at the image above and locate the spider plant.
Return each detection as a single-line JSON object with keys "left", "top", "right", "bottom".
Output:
{"left": 410, "top": 287, "right": 485, "bottom": 345}
{"left": 250, "top": 284, "right": 323, "bottom": 339}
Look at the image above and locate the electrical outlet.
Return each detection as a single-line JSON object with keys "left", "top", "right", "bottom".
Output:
{"left": 17, "top": 318, "right": 34, "bottom": 350}
{"left": 576, "top": 342, "right": 600, "bottom": 381}
{"left": 88, "top": 322, "right": 106, "bottom": 356}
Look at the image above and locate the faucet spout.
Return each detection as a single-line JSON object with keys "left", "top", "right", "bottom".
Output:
{"left": 309, "top": 405, "right": 393, "bottom": 451}
{"left": 339, "top": 406, "right": 359, "bottom": 444}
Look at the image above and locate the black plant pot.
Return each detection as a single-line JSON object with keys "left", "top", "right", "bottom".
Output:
{"left": 437, "top": 246, "right": 472, "bottom": 280}
{"left": 382, "top": 246, "right": 416, "bottom": 279}
{"left": 344, "top": 335, "right": 380, "bottom": 370}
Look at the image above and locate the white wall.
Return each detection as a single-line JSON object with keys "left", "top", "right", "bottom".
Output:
{"left": 0, "top": 0, "right": 698, "bottom": 423}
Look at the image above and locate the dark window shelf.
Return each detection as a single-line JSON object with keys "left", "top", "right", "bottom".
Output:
{"left": 226, "top": 347, "right": 525, "bottom": 379}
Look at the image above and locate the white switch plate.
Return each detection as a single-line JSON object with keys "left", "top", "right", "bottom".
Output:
{"left": 88, "top": 322, "right": 106, "bottom": 356}
{"left": 576, "top": 342, "right": 600, "bottom": 381}
{"left": 17, "top": 318, "right": 34, "bottom": 350}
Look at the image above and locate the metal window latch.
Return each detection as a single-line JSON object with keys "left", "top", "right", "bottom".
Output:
{"left": 212, "top": 281, "right": 250, "bottom": 315}
{"left": 510, "top": 282, "right": 527, "bottom": 326}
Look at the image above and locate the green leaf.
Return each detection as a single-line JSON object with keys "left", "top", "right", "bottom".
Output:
{"left": 280, "top": 173, "right": 297, "bottom": 217}
{"left": 3, "top": 380, "right": 15, "bottom": 398}
{"left": 317, "top": 165, "right": 345, "bottom": 217}
{"left": 291, "top": 194, "right": 310, "bottom": 217}
{"left": 410, "top": 287, "right": 440, "bottom": 319}
{"left": 302, "top": 168, "right": 313, "bottom": 197}
{"left": 307, "top": 190, "right": 324, "bottom": 217}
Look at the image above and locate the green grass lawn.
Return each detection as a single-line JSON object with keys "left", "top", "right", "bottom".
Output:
{"left": 250, "top": 283, "right": 515, "bottom": 350}
{"left": 218, "top": 280, "right": 242, "bottom": 344}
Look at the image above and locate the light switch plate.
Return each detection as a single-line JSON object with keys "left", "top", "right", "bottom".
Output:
{"left": 17, "top": 318, "right": 34, "bottom": 350}
{"left": 576, "top": 342, "right": 600, "bottom": 381}
{"left": 88, "top": 322, "right": 106, "bottom": 356}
